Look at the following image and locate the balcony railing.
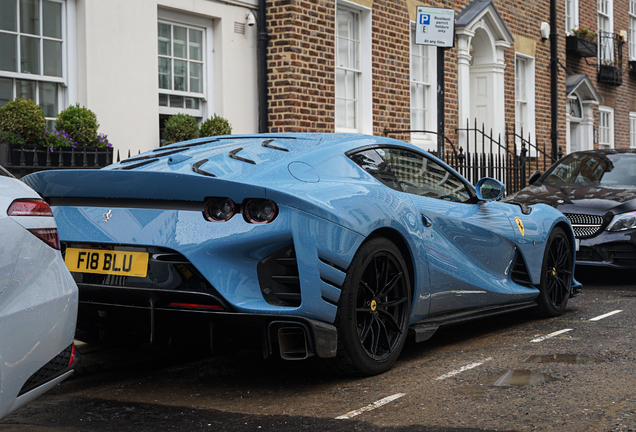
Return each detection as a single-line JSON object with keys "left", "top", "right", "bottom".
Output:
{"left": 597, "top": 32, "right": 624, "bottom": 86}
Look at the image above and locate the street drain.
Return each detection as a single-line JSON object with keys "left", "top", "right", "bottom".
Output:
{"left": 523, "top": 354, "right": 605, "bottom": 364}
{"left": 453, "top": 370, "right": 559, "bottom": 395}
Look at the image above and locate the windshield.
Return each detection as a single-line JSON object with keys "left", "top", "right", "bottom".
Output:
{"left": 543, "top": 153, "right": 636, "bottom": 186}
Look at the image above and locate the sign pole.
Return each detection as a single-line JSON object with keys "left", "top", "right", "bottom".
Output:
{"left": 415, "top": 6, "right": 454, "bottom": 161}
{"left": 437, "top": 47, "right": 445, "bottom": 160}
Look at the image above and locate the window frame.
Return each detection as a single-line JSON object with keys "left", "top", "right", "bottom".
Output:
{"left": 0, "top": 0, "right": 69, "bottom": 127}
{"left": 630, "top": 112, "right": 636, "bottom": 148}
{"left": 514, "top": 53, "right": 536, "bottom": 147}
{"left": 598, "top": 106, "right": 614, "bottom": 149}
{"left": 157, "top": 9, "right": 213, "bottom": 121}
{"left": 335, "top": 0, "right": 371, "bottom": 135}
{"left": 630, "top": 0, "right": 636, "bottom": 60}
{"left": 598, "top": 0, "right": 614, "bottom": 63}
{"left": 565, "top": 0, "right": 579, "bottom": 35}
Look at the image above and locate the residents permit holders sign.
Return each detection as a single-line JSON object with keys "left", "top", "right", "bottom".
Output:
{"left": 415, "top": 6, "right": 454, "bottom": 47}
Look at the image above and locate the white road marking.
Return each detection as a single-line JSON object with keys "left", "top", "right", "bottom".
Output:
{"left": 531, "top": 329, "right": 572, "bottom": 343}
{"left": 435, "top": 357, "right": 493, "bottom": 381}
{"left": 335, "top": 393, "right": 406, "bottom": 419}
{"left": 589, "top": 310, "right": 623, "bottom": 321}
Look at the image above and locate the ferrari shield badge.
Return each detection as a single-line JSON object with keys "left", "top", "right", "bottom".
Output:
{"left": 514, "top": 217, "right": 525, "bottom": 237}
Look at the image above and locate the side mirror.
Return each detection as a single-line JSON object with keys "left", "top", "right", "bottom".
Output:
{"left": 475, "top": 177, "right": 506, "bottom": 201}
{"left": 528, "top": 170, "right": 541, "bottom": 185}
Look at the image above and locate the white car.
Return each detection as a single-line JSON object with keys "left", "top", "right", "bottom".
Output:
{"left": 0, "top": 165, "right": 78, "bottom": 419}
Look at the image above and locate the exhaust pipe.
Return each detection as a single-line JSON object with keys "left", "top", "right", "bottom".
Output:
{"left": 278, "top": 327, "right": 312, "bottom": 360}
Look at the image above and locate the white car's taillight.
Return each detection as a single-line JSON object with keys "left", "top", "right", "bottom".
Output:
{"left": 7, "top": 199, "right": 61, "bottom": 250}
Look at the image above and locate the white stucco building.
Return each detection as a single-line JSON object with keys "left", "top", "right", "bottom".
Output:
{"left": 0, "top": 0, "right": 260, "bottom": 155}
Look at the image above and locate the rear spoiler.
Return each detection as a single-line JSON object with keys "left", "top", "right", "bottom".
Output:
{"left": 22, "top": 170, "right": 266, "bottom": 206}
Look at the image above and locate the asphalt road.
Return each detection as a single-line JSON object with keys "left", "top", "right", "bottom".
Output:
{"left": 1, "top": 267, "right": 635, "bottom": 432}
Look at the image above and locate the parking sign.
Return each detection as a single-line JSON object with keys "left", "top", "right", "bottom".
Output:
{"left": 415, "top": 7, "right": 454, "bottom": 47}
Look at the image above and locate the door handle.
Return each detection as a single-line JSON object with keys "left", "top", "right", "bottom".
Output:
{"left": 421, "top": 215, "right": 432, "bottom": 227}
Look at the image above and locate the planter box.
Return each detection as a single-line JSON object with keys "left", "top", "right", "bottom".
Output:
{"left": 566, "top": 35, "right": 598, "bottom": 57}
{"left": 629, "top": 60, "right": 636, "bottom": 78}
{"left": 598, "top": 64, "right": 623, "bottom": 86}
{"left": 0, "top": 143, "right": 113, "bottom": 178}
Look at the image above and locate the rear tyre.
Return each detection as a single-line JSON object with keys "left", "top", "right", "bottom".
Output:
{"left": 319, "top": 237, "right": 411, "bottom": 376}
{"left": 535, "top": 227, "right": 573, "bottom": 317}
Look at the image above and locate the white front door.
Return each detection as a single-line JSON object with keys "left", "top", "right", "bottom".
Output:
{"left": 470, "top": 70, "right": 494, "bottom": 133}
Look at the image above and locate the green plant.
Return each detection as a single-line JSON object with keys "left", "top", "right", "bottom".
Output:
{"left": 55, "top": 104, "right": 99, "bottom": 147}
{"left": 571, "top": 27, "right": 597, "bottom": 41}
{"left": 164, "top": 114, "right": 199, "bottom": 144}
{"left": 200, "top": 114, "right": 232, "bottom": 137}
{"left": 0, "top": 98, "right": 46, "bottom": 144}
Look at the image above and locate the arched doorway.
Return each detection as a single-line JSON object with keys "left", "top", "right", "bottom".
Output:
{"left": 455, "top": 1, "right": 513, "bottom": 152}
{"left": 565, "top": 74, "right": 600, "bottom": 153}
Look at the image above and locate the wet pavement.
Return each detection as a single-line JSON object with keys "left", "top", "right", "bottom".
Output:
{"left": 2, "top": 267, "right": 636, "bottom": 431}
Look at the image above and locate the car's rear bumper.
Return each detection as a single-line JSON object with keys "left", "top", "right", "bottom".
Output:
{"left": 77, "top": 299, "right": 338, "bottom": 360}
{"left": 0, "top": 233, "right": 78, "bottom": 419}
{"left": 10, "top": 344, "right": 80, "bottom": 415}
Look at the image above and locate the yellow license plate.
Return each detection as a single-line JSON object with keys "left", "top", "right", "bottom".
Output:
{"left": 65, "top": 248, "right": 149, "bottom": 277}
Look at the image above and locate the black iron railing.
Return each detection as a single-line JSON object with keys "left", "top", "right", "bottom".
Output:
{"left": 597, "top": 32, "right": 624, "bottom": 86}
{"left": 0, "top": 143, "right": 113, "bottom": 178}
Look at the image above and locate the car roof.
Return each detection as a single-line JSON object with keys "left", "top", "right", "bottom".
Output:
{"left": 105, "top": 133, "right": 420, "bottom": 180}
{"left": 566, "top": 149, "right": 636, "bottom": 157}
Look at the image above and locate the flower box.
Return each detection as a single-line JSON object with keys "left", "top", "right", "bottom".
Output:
{"left": 629, "top": 60, "right": 636, "bottom": 77}
{"left": 566, "top": 35, "right": 598, "bottom": 57}
{"left": 597, "top": 64, "right": 622, "bottom": 86}
{"left": 0, "top": 142, "right": 113, "bottom": 178}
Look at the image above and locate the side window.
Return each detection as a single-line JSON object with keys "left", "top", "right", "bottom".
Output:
{"left": 378, "top": 148, "right": 472, "bottom": 202}
{"left": 350, "top": 147, "right": 473, "bottom": 202}
{"left": 349, "top": 149, "right": 401, "bottom": 191}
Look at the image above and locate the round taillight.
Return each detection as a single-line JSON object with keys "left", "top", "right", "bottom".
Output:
{"left": 244, "top": 199, "right": 278, "bottom": 224}
{"left": 204, "top": 197, "right": 235, "bottom": 222}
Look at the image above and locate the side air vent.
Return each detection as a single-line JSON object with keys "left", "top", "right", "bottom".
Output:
{"left": 257, "top": 245, "right": 301, "bottom": 307}
{"left": 511, "top": 253, "right": 532, "bottom": 286}
{"left": 18, "top": 343, "right": 75, "bottom": 396}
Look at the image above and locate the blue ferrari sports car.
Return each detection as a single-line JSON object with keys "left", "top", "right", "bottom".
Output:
{"left": 23, "top": 133, "right": 580, "bottom": 375}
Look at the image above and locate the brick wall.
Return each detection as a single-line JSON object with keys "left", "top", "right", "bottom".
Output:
{"left": 568, "top": 0, "right": 630, "bottom": 148}
{"left": 267, "top": 0, "right": 337, "bottom": 133}
{"left": 266, "top": 0, "right": 632, "bottom": 153}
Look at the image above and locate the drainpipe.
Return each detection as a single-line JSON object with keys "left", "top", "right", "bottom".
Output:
{"left": 257, "top": 0, "right": 270, "bottom": 133}
{"left": 550, "top": 0, "right": 558, "bottom": 159}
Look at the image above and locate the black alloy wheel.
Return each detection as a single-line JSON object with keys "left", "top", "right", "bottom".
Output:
{"left": 536, "top": 227, "right": 573, "bottom": 317}
{"left": 320, "top": 237, "right": 411, "bottom": 376}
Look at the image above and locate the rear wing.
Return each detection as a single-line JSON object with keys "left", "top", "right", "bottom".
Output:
{"left": 22, "top": 170, "right": 266, "bottom": 208}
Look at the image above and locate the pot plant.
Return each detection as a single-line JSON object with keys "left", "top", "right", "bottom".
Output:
{"left": 566, "top": 27, "right": 598, "bottom": 57}
{"left": 164, "top": 113, "right": 199, "bottom": 144}
{"left": 0, "top": 98, "right": 47, "bottom": 168}
{"left": 0, "top": 100, "right": 113, "bottom": 173}
{"left": 200, "top": 114, "right": 232, "bottom": 137}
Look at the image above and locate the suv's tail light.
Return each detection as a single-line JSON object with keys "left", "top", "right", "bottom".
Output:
{"left": 8, "top": 199, "right": 61, "bottom": 250}
{"left": 7, "top": 199, "right": 54, "bottom": 217}
{"left": 28, "top": 228, "right": 61, "bottom": 250}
